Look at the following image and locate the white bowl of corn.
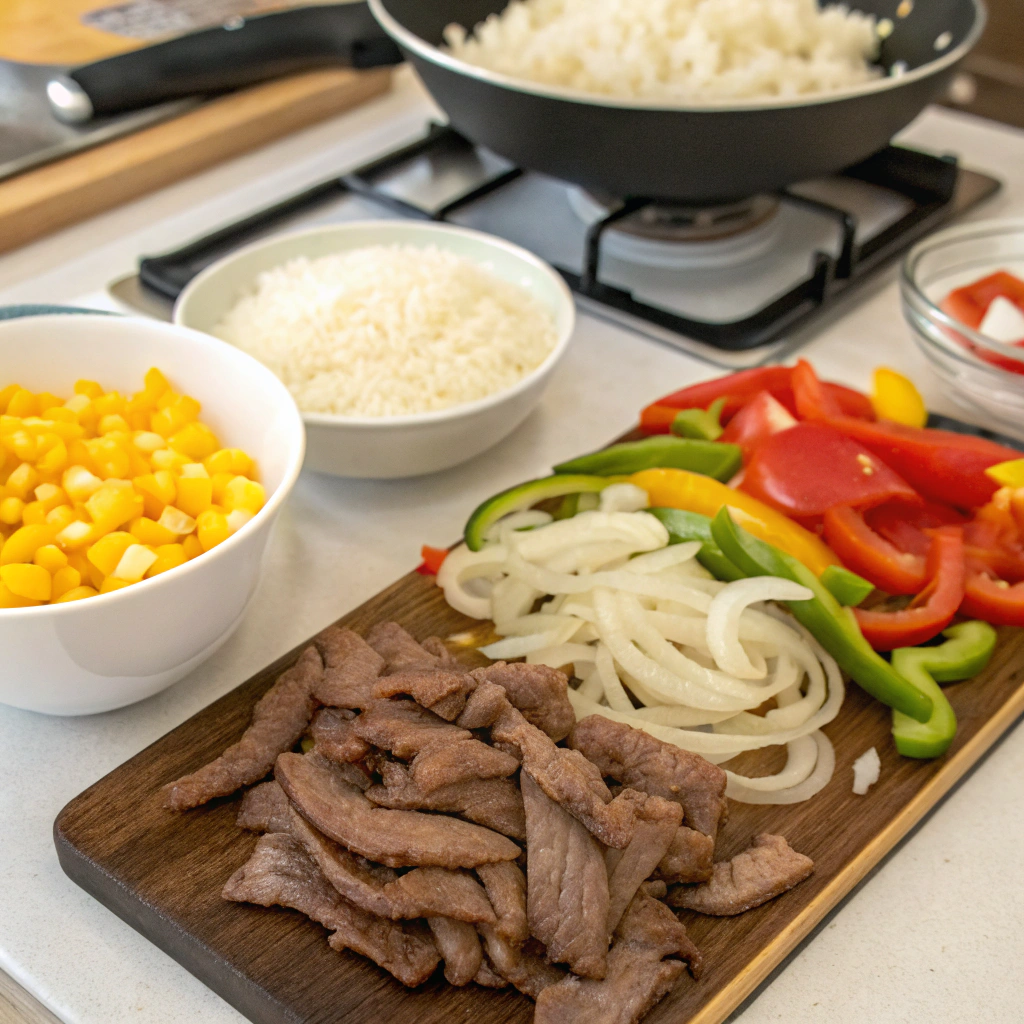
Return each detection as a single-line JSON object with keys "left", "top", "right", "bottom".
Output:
{"left": 0, "top": 308, "right": 304, "bottom": 715}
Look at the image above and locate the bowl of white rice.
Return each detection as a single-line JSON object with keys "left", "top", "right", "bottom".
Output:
{"left": 173, "top": 221, "right": 575, "bottom": 478}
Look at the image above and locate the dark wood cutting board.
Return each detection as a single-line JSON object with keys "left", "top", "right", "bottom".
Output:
{"left": 54, "top": 568, "right": 1024, "bottom": 1024}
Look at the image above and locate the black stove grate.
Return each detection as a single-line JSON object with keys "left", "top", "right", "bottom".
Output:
{"left": 138, "top": 123, "right": 1000, "bottom": 352}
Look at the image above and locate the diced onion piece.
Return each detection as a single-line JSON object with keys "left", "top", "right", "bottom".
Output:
{"left": 852, "top": 746, "right": 881, "bottom": 795}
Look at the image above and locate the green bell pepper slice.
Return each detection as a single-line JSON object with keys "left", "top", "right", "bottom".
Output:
{"left": 710, "top": 506, "right": 934, "bottom": 723}
{"left": 553, "top": 436, "right": 742, "bottom": 482}
{"left": 670, "top": 397, "right": 726, "bottom": 441}
{"left": 647, "top": 507, "right": 745, "bottom": 582}
{"left": 820, "top": 564, "right": 875, "bottom": 607}
{"left": 891, "top": 621, "right": 997, "bottom": 758}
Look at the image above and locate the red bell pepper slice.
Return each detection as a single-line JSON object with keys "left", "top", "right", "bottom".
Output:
{"left": 865, "top": 499, "right": 968, "bottom": 557}
{"left": 739, "top": 421, "right": 920, "bottom": 518}
{"left": 416, "top": 545, "right": 449, "bottom": 575}
{"left": 822, "top": 416, "right": 1018, "bottom": 509}
{"left": 961, "top": 569, "right": 1024, "bottom": 626}
{"left": 853, "top": 526, "right": 966, "bottom": 650}
{"left": 792, "top": 359, "right": 843, "bottom": 420}
{"left": 941, "top": 270, "right": 1024, "bottom": 329}
{"left": 719, "top": 389, "right": 796, "bottom": 459}
{"left": 822, "top": 505, "right": 926, "bottom": 595}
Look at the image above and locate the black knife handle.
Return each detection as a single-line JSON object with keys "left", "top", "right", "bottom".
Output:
{"left": 59, "top": 3, "right": 402, "bottom": 121}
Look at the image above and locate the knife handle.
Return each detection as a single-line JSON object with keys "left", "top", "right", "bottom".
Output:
{"left": 48, "top": 3, "right": 402, "bottom": 123}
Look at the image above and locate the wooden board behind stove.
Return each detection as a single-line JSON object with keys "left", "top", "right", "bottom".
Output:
{"left": 53, "top": 569, "right": 1024, "bottom": 1024}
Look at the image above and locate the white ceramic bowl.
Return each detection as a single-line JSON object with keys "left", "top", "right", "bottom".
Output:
{"left": 173, "top": 221, "right": 576, "bottom": 478}
{"left": 0, "top": 311, "right": 305, "bottom": 715}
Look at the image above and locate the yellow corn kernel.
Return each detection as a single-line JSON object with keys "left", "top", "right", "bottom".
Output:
{"left": 36, "top": 392, "right": 63, "bottom": 413}
{"left": 157, "top": 505, "right": 196, "bottom": 536}
{"left": 51, "top": 565, "right": 81, "bottom": 599}
{"left": 179, "top": 462, "right": 209, "bottom": 479}
{"left": 54, "top": 585, "right": 98, "bottom": 603}
{"left": 98, "top": 577, "right": 131, "bottom": 594}
{"left": 0, "top": 582, "right": 38, "bottom": 608}
{"left": 34, "top": 544, "right": 68, "bottom": 572}
{"left": 0, "top": 497, "right": 23, "bottom": 525}
{"left": 5, "top": 462, "right": 38, "bottom": 500}
{"left": 66, "top": 439, "right": 97, "bottom": 474}
{"left": 204, "top": 447, "right": 254, "bottom": 478}
{"left": 111, "top": 544, "right": 157, "bottom": 582}
{"left": 85, "top": 480, "right": 143, "bottom": 533}
{"left": 56, "top": 519, "right": 94, "bottom": 551}
{"left": 92, "top": 392, "right": 125, "bottom": 418}
{"left": 226, "top": 508, "right": 254, "bottom": 534}
{"left": 151, "top": 448, "right": 190, "bottom": 473}
{"left": 1, "top": 523, "right": 55, "bottom": 564}
{"left": 0, "top": 447, "right": 5, "bottom": 473}
{"left": 169, "top": 421, "right": 219, "bottom": 461}
{"left": 0, "top": 562, "right": 51, "bottom": 601}
{"left": 0, "top": 384, "right": 19, "bottom": 414}
{"left": 6, "top": 389, "right": 37, "bottom": 418}
{"left": 36, "top": 438, "right": 68, "bottom": 474}
{"left": 87, "top": 436, "right": 130, "bottom": 479}
{"left": 146, "top": 543, "right": 187, "bottom": 577}
{"left": 129, "top": 516, "right": 178, "bottom": 546}
{"left": 98, "top": 413, "right": 130, "bottom": 435}
{"left": 45, "top": 406, "right": 77, "bottom": 424}
{"left": 4, "top": 430, "right": 38, "bottom": 462}
{"left": 74, "top": 380, "right": 104, "bottom": 399}
{"left": 151, "top": 394, "right": 200, "bottom": 438}
{"left": 86, "top": 532, "right": 135, "bottom": 577}
{"left": 46, "top": 504, "right": 76, "bottom": 532}
{"left": 211, "top": 472, "right": 233, "bottom": 505}
{"left": 21, "top": 502, "right": 47, "bottom": 525}
{"left": 175, "top": 474, "right": 213, "bottom": 518}
{"left": 34, "top": 483, "right": 67, "bottom": 512}
{"left": 222, "top": 476, "right": 266, "bottom": 515}
{"left": 182, "top": 533, "right": 203, "bottom": 560}
{"left": 66, "top": 549, "right": 90, "bottom": 575}
{"left": 64, "top": 394, "right": 91, "bottom": 416}
{"left": 134, "top": 471, "right": 176, "bottom": 519}
{"left": 144, "top": 367, "right": 172, "bottom": 399}
{"left": 133, "top": 431, "right": 166, "bottom": 454}
{"left": 196, "top": 509, "right": 230, "bottom": 552}
{"left": 63, "top": 465, "right": 103, "bottom": 502}
{"left": 126, "top": 446, "right": 151, "bottom": 479}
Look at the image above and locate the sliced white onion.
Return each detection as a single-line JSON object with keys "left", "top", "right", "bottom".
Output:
{"left": 726, "top": 731, "right": 836, "bottom": 804}
{"left": 599, "top": 482, "right": 650, "bottom": 513}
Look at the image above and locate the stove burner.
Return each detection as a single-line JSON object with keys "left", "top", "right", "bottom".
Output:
{"left": 568, "top": 189, "right": 781, "bottom": 269}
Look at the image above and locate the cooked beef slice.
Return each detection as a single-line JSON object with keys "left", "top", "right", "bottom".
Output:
{"left": 311, "top": 626, "right": 385, "bottom": 709}
{"left": 667, "top": 833, "right": 813, "bottom": 916}
{"left": 367, "top": 764, "right": 527, "bottom": 840}
{"left": 276, "top": 751, "right": 520, "bottom": 869}
{"left": 533, "top": 891, "right": 702, "bottom": 1024}
{"left": 476, "top": 860, "right": 529, "bottom": 945}
{"left": 223, "top": 833, "right": 439, "bottom": 987}
{"left": 655, "top": 826, "right": 715, "bottom": 885}
{"left": 352, "top": 700, "right": 471, "bottom": 759}
{"left": 163, "top": 646, "right": 322, "bottom": 810}
{"left": 570, "top": 715, "right": 727, "bottom": 838}
{"left": 471, "top": 662, "right": 575, "bottom": 741}
{"left": 237, "top": 780, "right": 293, "bottom": 833}
{"left": 410, "top": 739, "right": 520, "bottom": 793}
{"left": 492, "top": 703, "right": 642, "bottom": 849}
{"left": 522, "top": 773, "right": 610, "bottom": 980}
{"left": 310, "top": 707, "right": 370, "bottom": 764}
{"left": 373, "top": 668, "right": 476, "bottom": 722}
{"left": 385, "top": 865, "right": 496, "bottom": 924}
{"left": 421, "top": 635, "right": 459, "bottom": 666}
{"left": 640, "top": 880, "right": 667, "bottom": 900}
{"left": 478, "top": 925, "right": 565, "bottom": 1000}
{"left": 428, "top": 917, "right": 483, "bottom": 986}
{"left": 473, "top": 957, "right": 509, "bottom": 988}
{"left": 366, "top": 622, "right": 442, "bottom": 674}
{"left": 456, "top": 680, "right": 509, "bottom": 729}
{"left": 605, "top": 796, "right": 683, "bottom": 936}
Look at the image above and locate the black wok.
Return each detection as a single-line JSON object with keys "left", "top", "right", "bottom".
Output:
{"left": 369, "top": 0, "right": 985, "bottom": 204}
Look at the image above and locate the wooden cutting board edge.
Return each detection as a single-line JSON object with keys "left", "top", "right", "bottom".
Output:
{"left": 0, "top": 66, "right": 392, "bottom": 256}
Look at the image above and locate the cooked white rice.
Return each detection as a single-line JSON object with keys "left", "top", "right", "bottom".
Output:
{"left": 213, "top": 245, "right": 559, "bottom": 418}
{"left": 444, "top": 0, "right": 881, "bottom": 103}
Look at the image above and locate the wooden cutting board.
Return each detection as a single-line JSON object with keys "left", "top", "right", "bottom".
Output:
{"left": 54, "top": 569, "right": 1024, "bottom": 1024}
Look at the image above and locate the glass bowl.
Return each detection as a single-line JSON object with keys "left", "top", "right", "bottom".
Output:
{"left": 901, "top": 218, "right": 1024, "bottom": 439}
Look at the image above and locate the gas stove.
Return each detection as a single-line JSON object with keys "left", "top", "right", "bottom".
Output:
{"left": 123, "top": 122, "right": 1000, "bottom": 368}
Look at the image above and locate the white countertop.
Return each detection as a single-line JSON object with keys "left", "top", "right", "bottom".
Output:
{"left": 1, "top": 68, "right": 1022, "bottom": 1024}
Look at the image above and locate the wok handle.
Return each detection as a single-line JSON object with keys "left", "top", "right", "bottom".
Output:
{"left": 47, "top": 3, "right": 403, "bottom": 123}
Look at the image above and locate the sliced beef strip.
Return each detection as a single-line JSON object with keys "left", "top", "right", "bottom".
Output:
{"left": 668, "top": 833, "right": 813, "bottom": 916}
{"left": 472, "top": 957, "right": 509, "bottom": 988}
{"left": 476, "top": 860, "right": 529, "bottom": 945}
{"left": 605, "top": 796, "right": 683, "bottom": 936}
{"left": 222, "top": 833, "right": 439, "bottom": 988}
{"left": 570, "top": 715, "right": 727, "bottom": 839}
{"left": 163, "top": 646, "right": 322, "bottom": 811}
{"left": 311, "top": 626, "right": 385, "bottom": 709}
{"left": 478, "top": 925, "right": 565, "bottom": 1000}
{"left": 533, "top": 890, "right": 702, "bottom": 1024}
{"left": 421, "top": 635, "right": 459, "bottom": 666}
{"left": 373, "top": 668, "right": 476, "bottom": 722}
{"left": 471, "top": 662, "right": 575, "bottom": 742}
{"left": 366, "top": 764, "right": 527, "bottom": 841}
{"left": 352, "top": 700, "right": 471, "bottom": 759}
{"left": 410, "top": 739, "right": 520, "bottom": 794}
{"left": 310, "top": 707, "right": 370, "bottom": 764}
{"left": 522, "top": 772, "right": 609, "bottom": 980}
{"left": 365, "top": 622, "right": 443, "bottom": 675}
{"left": 492, "top": 703, "right": 642, "bottom": 850}
{"left": 276, "top": 751, "right": 520, "bottom": 869}
{"left": 427, "top": 917, "right": 483, "bottom": 986}
{"left": 237, "top": 780, "right": 292, "bottom": 833}
{"left": 456, "top": 680, "right": 509, "bottom": 729}
{"left": 655, "top": 826, "right": 715, "bottom": 885}
{"left": 385, "top": 865, "right": 496, "bottom": 924}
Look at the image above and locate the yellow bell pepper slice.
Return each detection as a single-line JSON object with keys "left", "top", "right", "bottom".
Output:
{"left": 985, "top": 458, "right": 1024, "bottom": 489}
{"left": 629, "top": 467, "right": 839, "bottom": 577}
{"left": 871, "top": 367, "right": 928, "bottom": 428}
